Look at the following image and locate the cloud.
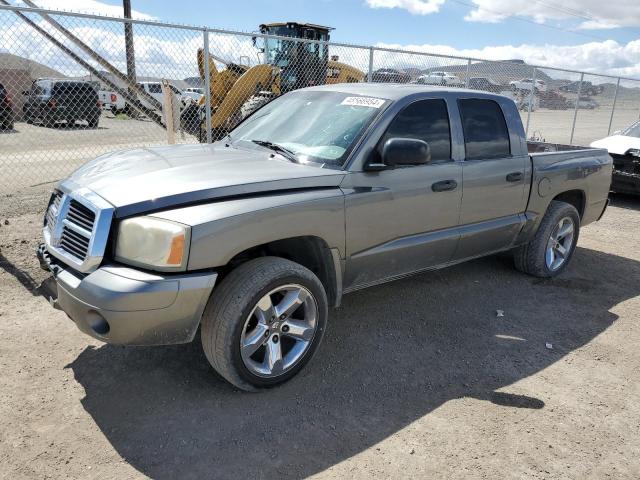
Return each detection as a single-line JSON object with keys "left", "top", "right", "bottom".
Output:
{"left": 463, "top": 0, "right": 640, "bottom": 30}
{"left": 16, "top": 0, "right": 155, "bottom": 20}
{"left": 364, "top": 0, "right": 445, "bottom": 15}
{"left": 374, "top": 39, "right": 640, "bottom": 78}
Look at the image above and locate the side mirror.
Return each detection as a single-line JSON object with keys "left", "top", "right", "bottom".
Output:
{"left": 382, "top": 137, "right": 431, "bottom": 167}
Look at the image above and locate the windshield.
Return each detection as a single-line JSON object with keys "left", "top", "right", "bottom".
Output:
{"left": 621, "top": 121, "right": 640, "bottom": 138}
{"left": 230, "top": 90, "right": 389, "bottom": 167}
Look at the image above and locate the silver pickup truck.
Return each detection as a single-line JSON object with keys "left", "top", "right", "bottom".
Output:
{"left": 38, "top": 84, "right": 612, "bottom": 391}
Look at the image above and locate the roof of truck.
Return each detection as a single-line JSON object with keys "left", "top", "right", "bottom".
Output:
{"left": 312, "top": 83, "right": 508, "bottom": 100}
{"left": 305, "top": 82, "right": 505, "bottom": 101}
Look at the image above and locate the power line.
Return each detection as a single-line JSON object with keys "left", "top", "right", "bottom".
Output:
{"left": 449, "top": 0, "right": 613, "bottom": 42}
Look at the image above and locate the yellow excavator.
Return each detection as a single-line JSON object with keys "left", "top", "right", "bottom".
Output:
{"left": 182, "top": 22, "right": 365, "bottom": 141}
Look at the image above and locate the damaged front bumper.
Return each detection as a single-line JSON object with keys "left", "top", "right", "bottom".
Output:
{"left": 37, "top": 244, "right": 217, "bottom": 346}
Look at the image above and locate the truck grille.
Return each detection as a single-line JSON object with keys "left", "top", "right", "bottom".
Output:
{"left": 45, "top": 190, "right": 62, "bottom": 229}
{"left": 60, "top": 226, "right": 92, "bottom": 260}
{"left": 43, "top": 188, "right": 113, "bottom": 273}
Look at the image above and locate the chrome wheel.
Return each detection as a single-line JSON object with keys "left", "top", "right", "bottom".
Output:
{"left": 545, "top": 216, "right": 575, "bottom": 271}
{"left": 240, "top": 284, "right": 318, "bottom": 378}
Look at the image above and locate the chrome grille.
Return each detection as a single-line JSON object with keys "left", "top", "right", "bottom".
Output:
{"left": 58, "top": 200, "right": 96, "bottom": 261}
{"left": 67, "top": 200, "right": 96, "bottom": 232}
{"left": 42, "top": 187, "right": 114, "bottom": 273}
{"left": 45, "top": 190, "right": 62, "bottom": 230}
{"left": 59, "top": 226, "right": 91, "bottom": 260}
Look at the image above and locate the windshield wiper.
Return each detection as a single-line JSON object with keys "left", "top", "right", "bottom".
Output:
{"left": 251, "top": 139, "right": 298, "bottom": 163}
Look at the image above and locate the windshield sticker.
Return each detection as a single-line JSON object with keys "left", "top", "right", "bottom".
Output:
{"left": 341, "top": 96, "right": 386, "bottom": 108}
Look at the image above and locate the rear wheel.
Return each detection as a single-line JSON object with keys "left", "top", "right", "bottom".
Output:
{"left": 88, "top": 116, "right": 99, "bottom": 128}
{"left": 201, "top": 257, "right": 328, "bottom": 391}
{"left": 513, "top": 200, "right": 580, "bottom": 278}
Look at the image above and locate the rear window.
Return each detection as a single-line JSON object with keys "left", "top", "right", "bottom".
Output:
{"left": 0, "top": 83, "right": 5, "bottom": 96}
{"left": 52, "top": 82, "right": 97, "bottom": 97}
{"left": 458, "top": 98, "right": 510, "bottom": 160}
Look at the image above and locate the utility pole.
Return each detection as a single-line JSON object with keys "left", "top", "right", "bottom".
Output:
{"left": 123, "top": 0, "right": 137, "bottom": 115}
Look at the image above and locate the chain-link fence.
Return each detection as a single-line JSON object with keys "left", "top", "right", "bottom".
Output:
{"left": 1, "top": 3, "right": 639, "bottom": 214}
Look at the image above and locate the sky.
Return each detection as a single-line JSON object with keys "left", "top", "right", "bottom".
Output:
{"left": 5, "top": 0, "right": 640, "bottom": 78}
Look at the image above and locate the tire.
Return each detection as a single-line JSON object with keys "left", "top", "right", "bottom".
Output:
{"left": 88, "top": 116, "right": 99, "bottom": 129}
{"left": 513, "top": 200, "right": 580, "bottom": 278}
{"left": 201, "top": 257, "right": 328, "bottom": 391}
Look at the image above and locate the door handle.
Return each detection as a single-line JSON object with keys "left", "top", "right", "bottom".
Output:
{"left": 506, "top": 172, "right": 523, "bottom": 182}
{"left": 431, "top": 179, "right": 458, "bottom": 192}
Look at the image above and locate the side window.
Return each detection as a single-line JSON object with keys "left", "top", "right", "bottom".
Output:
{"left": 382, "top": 99, "right": 451, "bottom": 161}
{"left": 458, "top": 98, "right": 510, "bottom": 160}
{"left": 147, "top": 83, "right": 163, "bottom": 94}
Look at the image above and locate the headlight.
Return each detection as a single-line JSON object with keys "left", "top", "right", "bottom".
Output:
{"left": 115, "top": 217, "right": 190, "bottom": 271}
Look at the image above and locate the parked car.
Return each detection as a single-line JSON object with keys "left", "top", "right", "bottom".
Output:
{"left": 559, "top": 80, "right": 604, "bottom": 96}
{"left": 467, "top": 77, "right": 502, "bottom": 92}
{"left": 509, "top": 78, "right": 547, "bottom": 93}
{"left": 371, "top": 68, "right": 411, "bottom": 83}
{"left": 590, "top": 120, "right": 640, "bottom": 195}
{"left": 98, "top": 90, "right": 126, "bottom": 114}
{"left": 569, "top": 96, "right": 598, "bottom": 109}
{"left": 22, "top": 79, "right": 100, "bottom": 128}
{"left": 416, "top": 71, "right": 464, "bottom": 87}
{"left": 136, "top": 81, "right": 190, "bottom": 110}
{"left": 0, "top": 82, "right": 14, "bottom": 130}
{"left": 182, "top": 87, "right": 204, "bottom": 104}
{"left": 38, "top": 84, "right": 612, "bottom": 391}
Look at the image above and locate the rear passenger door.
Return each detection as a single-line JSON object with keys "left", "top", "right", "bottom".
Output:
{"left": 454, "top": 98, "right": 529, "bottom": 260}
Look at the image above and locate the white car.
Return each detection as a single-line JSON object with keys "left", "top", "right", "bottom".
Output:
{"left": 416, "top": 71, "right": 464, "bottom": 86}
{"left": 98, "top": 90, "right": 126, "bottom": 114}
{"left": 590, "top": 120, "right": 640, "bottom": 195}
{"left": 182, "top": 87, "right": 204, "bottom": 104}
{"left": 136, "top": 81, "right": 190, "bottom": 111}
{"left": 509, "top": 78, "right": 547, "bottom": 93}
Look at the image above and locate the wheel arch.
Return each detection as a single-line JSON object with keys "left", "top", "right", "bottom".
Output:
{"left": 552, "top": 189, "right": 586, "bottom": 219}
{"left": 218, "top": 235, "right": 343, "bottom": 308}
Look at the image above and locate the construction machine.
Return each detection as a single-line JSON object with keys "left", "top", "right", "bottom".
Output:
{"left": 181, "top": 22, "right": 365, "bottom": 141}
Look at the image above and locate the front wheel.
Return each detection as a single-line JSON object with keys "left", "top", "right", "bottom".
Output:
{"left": 513, "top": 200, "right": 580, "bottom": 277}
{"left": 201, "top": 257, "right": 328, "bottom": 391}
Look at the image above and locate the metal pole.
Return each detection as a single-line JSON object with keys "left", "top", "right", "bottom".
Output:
{"left": 607, "top": 77, "right": 620, "bottom": 136}
{"left": 203, "top": 30, "right": 212, "bottom": 144}
{"left": 367, "top": 47, "right": 374, "bottom": 83}
{"left": 569, "top": 72, "right": 584, "bottom": 145}
{"left": 123, "top": 0, "right": 137, "bottom": 97}
{"left": 525, "top": 67, "right": 536, "bottom": 137}
{"left": 465, "top": 59, "right": 471, "bottom": 88}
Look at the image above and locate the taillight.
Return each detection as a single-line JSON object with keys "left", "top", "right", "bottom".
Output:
{"left": 110, "top": 93, "right": 117, "bottom": 103}
{"left": 48, "top": 98, "right": 56, "bottom": 109}
{"left": 97, "top": 100, "right": 102, "bottom": 108}
{"left": 5, "top": 93, "right": 12, "bottom": 106}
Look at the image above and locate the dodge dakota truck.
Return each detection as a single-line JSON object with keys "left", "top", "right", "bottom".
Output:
{"left": 38, "top": 84, "right": 612, "bottom": 391}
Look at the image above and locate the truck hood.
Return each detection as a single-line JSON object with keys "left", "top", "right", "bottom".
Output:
{"left": 590, "top": 135, "right": 640, "bottom": 156}
{"left": 61, "top": 143, "right": 346, "bottom": 217}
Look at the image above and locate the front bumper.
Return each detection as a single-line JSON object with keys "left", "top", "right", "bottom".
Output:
{"left": 37, "top": 244, "right": 217, "bottom": 346}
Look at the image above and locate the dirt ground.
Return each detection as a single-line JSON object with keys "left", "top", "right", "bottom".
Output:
{"left": 1, "top": 194, "right": 639, "bottom": 480}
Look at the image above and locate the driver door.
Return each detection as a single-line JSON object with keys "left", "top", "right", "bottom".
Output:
{"left": 343, "top": 98, "right": 463, "bottom": 290}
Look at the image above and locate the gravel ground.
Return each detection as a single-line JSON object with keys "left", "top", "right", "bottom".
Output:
{"left": 0, "top": 195, "right": 639, "bottom": 480}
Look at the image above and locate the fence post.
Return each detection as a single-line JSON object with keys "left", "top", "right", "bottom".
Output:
{"left": 203, "top": 30, "right": 212, "bottom": 144}
{"left": 525, "top": 67, "right": 536, "bottom": 138}
{"left": 368, "top": 47, "right": 374, "bottom": 82}
{"left": 465, "top": 59, "right": 471, "bottom": 88}
{"left": 607, "top": 77, "right": 620, "bottom": 136}
{"left": 569, "top": 72, "right": 584, "bottom": 145}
